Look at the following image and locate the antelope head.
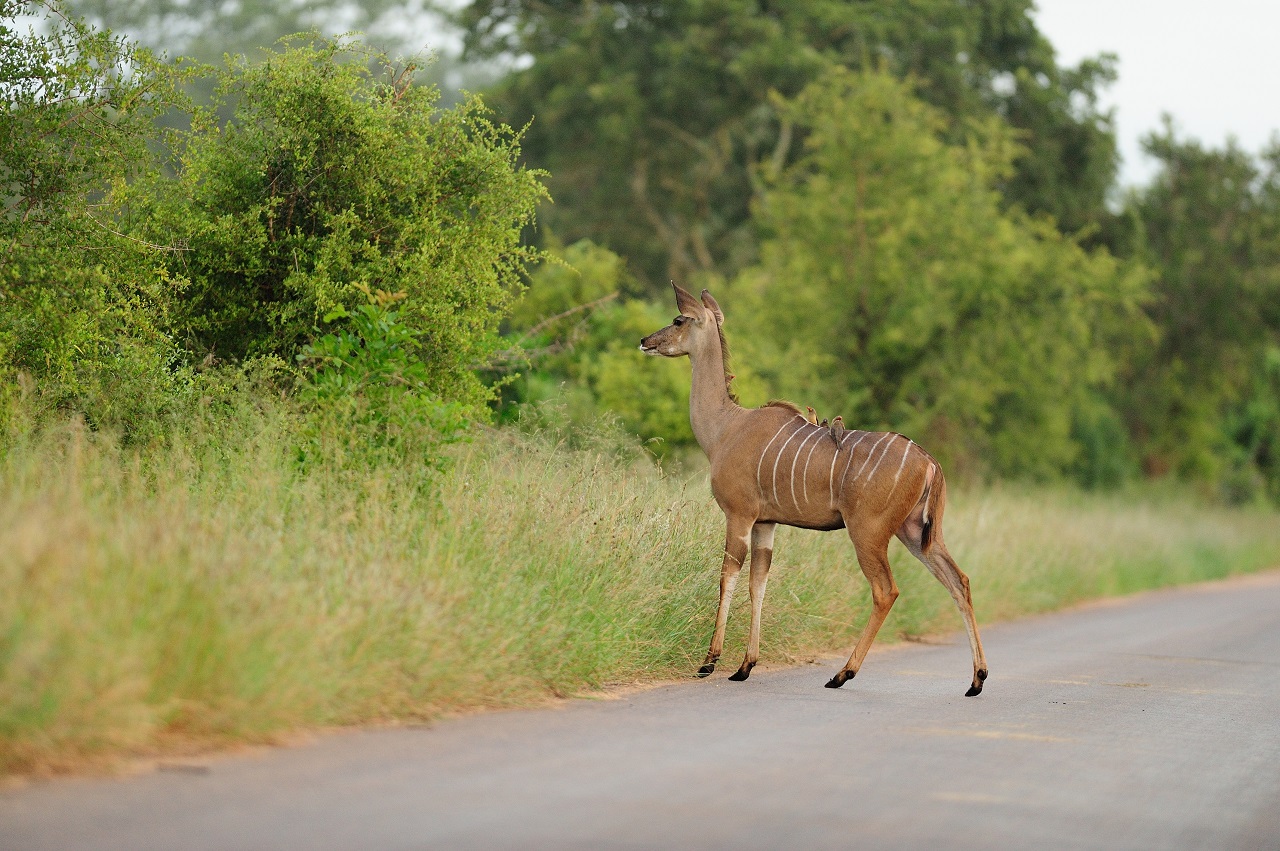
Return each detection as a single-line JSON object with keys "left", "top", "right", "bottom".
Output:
{"left": 639, "top": 283, "right": 724, "bottom": 358}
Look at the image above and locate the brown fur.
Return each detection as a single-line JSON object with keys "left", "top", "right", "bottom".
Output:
{"left": 640, "top": 284, "right": 988, "bottom": 695}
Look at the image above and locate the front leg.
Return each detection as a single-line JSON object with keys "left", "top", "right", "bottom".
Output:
{"left": 699, "top": 516, "right": 753, "bottom": 677}
{"left": 729, "top": 522, "right": 776, "bottom": 681}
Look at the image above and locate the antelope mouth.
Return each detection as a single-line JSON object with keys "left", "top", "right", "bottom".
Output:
{"left": 639, "top": 341, "right": 661, "bottom": 355}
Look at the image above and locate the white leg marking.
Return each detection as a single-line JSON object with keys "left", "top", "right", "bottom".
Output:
{"left": 756, "top": 417, "right": 801, "bottom": 499}
{"left": 834, "top": 431, "right": 869, "bottom": 504}
{"left": 790, "top": 429, "right": 821, "bottom": 512}
{"left": 771, "top": 422, "right": 810, "bottom": 507}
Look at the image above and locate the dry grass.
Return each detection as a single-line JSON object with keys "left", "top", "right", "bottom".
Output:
{"left": 2, "top": 415, "right": 1278, "bottom": 776}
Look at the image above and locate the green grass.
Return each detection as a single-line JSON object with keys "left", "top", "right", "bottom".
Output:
{"left": 2, "top": 415, "right": 1279, "bottom": 776}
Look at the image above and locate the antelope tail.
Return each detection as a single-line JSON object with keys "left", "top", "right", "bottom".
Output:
{"left": 920, "top": 461, "right": 945, "bottom": 553}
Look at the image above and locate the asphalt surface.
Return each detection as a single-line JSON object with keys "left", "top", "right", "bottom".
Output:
{"left": 4, "top": 571, "right": 1280, "bottom": 850}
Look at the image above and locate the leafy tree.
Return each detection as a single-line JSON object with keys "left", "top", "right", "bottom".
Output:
{"left": 1117, "top": 124, "right": 1280, "bottom": 498}
{"left": 120, "top": 35, "right": 549, "bottom": 414}
{"left": 57, "top": 0, "right": 499, "bottom": 108}
{"left": 60, "top": 0, "right": 405, "bottom": 62}
{"left": 0, "top": 0, "right": 188, "bottom": 436}
{"left": 452, "top": 0, "right": 1119, "bottom": 290}
{"left": 724, "top": 68, "right": 1147, "bottom": 479}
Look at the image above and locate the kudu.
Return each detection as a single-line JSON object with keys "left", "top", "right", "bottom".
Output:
{"left": 640, "top": 284, "right": 988, "bottom": 696}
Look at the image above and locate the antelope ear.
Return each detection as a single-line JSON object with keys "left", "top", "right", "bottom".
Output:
{"left": 672, "top": 282, "right": 703, "bottom": 318}
{"left": 700, "top": 289, "right": 724, "bottom": 325}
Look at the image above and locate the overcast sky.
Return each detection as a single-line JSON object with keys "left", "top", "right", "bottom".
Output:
{"left": 1033, "top": 0, "right": 1280, "bottom": 188}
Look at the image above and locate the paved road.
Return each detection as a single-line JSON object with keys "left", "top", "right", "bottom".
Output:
{"left": 5, "top": 572, "right": 1280, "bottom": 850}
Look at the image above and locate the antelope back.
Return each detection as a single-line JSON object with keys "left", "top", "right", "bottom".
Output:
{"left": 732, "top": 409, "right": 931, "bottom": 530}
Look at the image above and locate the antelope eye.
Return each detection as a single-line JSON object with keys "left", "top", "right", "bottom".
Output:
{"left": 673, "top": 316, "right": 685, "bottom": 325}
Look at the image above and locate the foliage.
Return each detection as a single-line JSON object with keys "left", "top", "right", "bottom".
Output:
{"left": 453, "top": 0, "right": 1119, "bottom": 289}
{"left": 0, "top": 0, "right": 190, "bottom": 439}
{"left": 119, "top": 35, "right": 548, "bottom": 415}
{"left": 497, "top": 238, "right": 771, "bottom": 450}
{"left": 55, "top": 0, "right": 501, "bottom": 110}
{"left": 3, "top": 7, "right": 547, "bottom": 465}
{"left": 60, "top": 0, "right": 412, "bottom": 63}
{"left": 297, "top": 287, "right": 470, "bottom": 472}
{"left": 723, "top": 69, "right": 1148, "bottom": 479}
{"left": 1117, "top": 125, "right": 1280, "bottom": 499}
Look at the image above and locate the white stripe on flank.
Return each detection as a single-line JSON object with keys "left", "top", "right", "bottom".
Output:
{"left": 771, "top": 421, "right": 810, "bottom": 506}
{"left": 835, "top": 431, "right": 869, "bottom": 503}
{"left": 883, "top": 439, "right": 914, "bottom": 505}
{"left": 800, "top": 434, "right": 824, "bottom": 507}
{"left": 827, "top": 430, "right": 856, "bottom": 506}
{"left": 862, "top": 433, "right": 900, "bottom": 483}
{"left": 827, "top": 439, "right": 843, "bottom": 507}
{"left": 756, "top": 417, "right": 801, "bottom": 499}
{"left": 892, "top": 440, "right": 914, "bottom": 486}
{"left": 790, "top": 428, "right": 822, "bottom": 511}
{"left": 849, "top": 432, "right": 893, "bottom": 486}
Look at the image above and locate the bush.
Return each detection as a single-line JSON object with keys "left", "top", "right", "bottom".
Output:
{"left": 499, "top": 239, "right": 767, "bottom": 452}
{"left": 122, "top": 35, "right": 549, "bottom": 416}
{"left": 296, "top": 288, "right": 469, "bottom": 475}
{"left": 0, "top": 0, "right": 189, "bottom": 439}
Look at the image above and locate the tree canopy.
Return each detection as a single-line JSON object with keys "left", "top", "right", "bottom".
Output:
{"left": 1115, "top": 123, "right": 1280, "bottom": 499}
{"left": 723, "top": 68, "right": 1145, "bottom": 477}
{"left": 455, "top": 0, "right": 1119, "bottom": 290}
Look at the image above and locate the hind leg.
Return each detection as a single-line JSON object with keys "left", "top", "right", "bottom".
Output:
{"left": 826, "top": 535, "right": 899, "bottom": 689}
{"left": 897, "top": 519, "right": 988, "bottom": 696}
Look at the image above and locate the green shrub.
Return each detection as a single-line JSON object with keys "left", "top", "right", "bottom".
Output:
{"left": 123, "top": 35, "right": 549, "bottom": 415}
{"left": 296, "top": 288, "right": 469, "bottom": 475}
{"left": 0, "top": 0, "right": 189, "bottom": 440}
{"left": 499, "top": 239, "right": 767, "bottom": 452}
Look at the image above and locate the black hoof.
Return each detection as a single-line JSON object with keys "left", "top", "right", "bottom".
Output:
{"left": 965, "top": 668, "right": 988, "bottom": 696}
{"left": 728, "top": 665, "right": 753, "bottom": 682}
{"left": 825, "top": 670, "right": 853, "bottom": 689}
{"left": 697, "top": 664, "right": 715, "bottom": 678}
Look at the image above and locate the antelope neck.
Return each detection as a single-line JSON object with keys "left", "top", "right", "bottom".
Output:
{"left": 688, "top": 328, "right": 741, "bottom": 455}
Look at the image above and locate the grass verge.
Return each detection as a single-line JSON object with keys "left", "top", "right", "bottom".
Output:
{"left": 3, "top": 417, "right": 1279, "bottom": 776}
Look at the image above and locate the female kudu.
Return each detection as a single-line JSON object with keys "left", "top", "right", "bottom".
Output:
{"left": 640, "top": 284, "right": 988, "bottom": 696}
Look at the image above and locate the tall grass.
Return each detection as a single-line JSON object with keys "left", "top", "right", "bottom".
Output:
{"left": 2, "top": 411, "right": 1279, "bottom": 775}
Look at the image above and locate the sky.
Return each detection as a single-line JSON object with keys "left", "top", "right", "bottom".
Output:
{"left": 1033, "top": 0, "right": 1280, "bottom": 188}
